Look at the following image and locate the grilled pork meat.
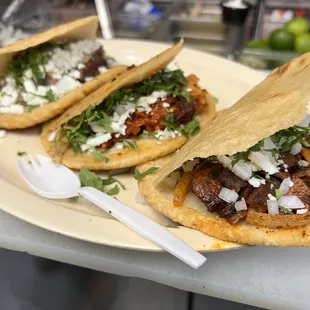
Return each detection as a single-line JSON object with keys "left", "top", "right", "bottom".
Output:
{"left": 101, "top": 94, "right": 205, "bottom": 150}
{"left": 190, "top": 156, "right": 310, "bottom": 224}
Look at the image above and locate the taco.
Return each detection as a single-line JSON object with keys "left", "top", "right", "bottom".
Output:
{"left": 41, "top": 39, "right": 216, "bottom": 170}
{"left": 139, "top": 53, "right": 310, "bottom": 247}
{"left": 0, "top": 16, "right": 127, "bottom": 129}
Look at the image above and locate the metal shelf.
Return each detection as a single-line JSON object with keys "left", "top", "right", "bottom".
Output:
{"left": 174, "top": 31, "right": 225, "bottom": 41}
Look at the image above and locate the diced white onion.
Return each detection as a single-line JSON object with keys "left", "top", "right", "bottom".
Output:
{"left": 263, "top": 138, "right": 278, "bottom": 151}
{"left": 267, "top": 200, "right": 279, "bottom": 214}
{"left": 164, "top": 171, "right": 181, "bottom": 188}
{"left": 297, "top": 209, "right": 308, "bottom": 214}
{"left": 219, "top": 187, "right": 239, "bottom": 203}
{"left": 268, "top": 194, "right": 276, "bottom": 201}
{"left": 217, "top": 155, "right": 253, "bottom": 180}
{"left": 278, "top": 195, "right": 305, "bottom": 210}
{"left": 183, "top": 159, "right": 200, "bottom": 172}
{"left": 279, "top": 177, "right": 293, "bottom": 196}
{"left": 248, "top": 177, "right": 264, "bottom": 188}
{"left": 234, "top": 198, "right": 247, "bottom": 211}
{"left": 248, "top": 151, "right": 279, "bottom": 175}
{"left": 290, "top": 142, "right": 302, "bottom": 155}
{"left": 298, "top": 115, "right": 310, "bottom": 127}
{"left": 298, "top": 160, "right": 309, "bottom": 167}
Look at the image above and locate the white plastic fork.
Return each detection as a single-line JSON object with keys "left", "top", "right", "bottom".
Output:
{"left": 17, "top": 155, "right": 206, "bottom": 269}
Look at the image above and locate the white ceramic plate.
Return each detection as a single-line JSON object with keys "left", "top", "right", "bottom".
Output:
{"left": 0, "top": 39, "right": 267, "bottom": 252}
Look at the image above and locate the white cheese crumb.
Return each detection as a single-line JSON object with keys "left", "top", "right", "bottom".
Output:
{"left": 48, "top": 131, "right": 57, "bottom": 142}
{"left": 54, "top": 76, "right": 81, "bottom": 96}
{"left": 155, "top": 128, "right": 181, "bottom": 140}
{"left": 115, "top": 142, "right": 124, "bottom": 150}
{"left": 162, "top": 102, "right": 170, "bottom": 108}
{"left": 0, "top": 129, "right": 7, "bottom": 138}
{"left": 81, "top": 133, "right": 112, "bottom": 151}
{"left": 10, "top": 104, "right": 24, "bottom": 114}
{"left": 136, "top": 91, "right": 168, "bottom": 113}
{"left": 98, "top": 66, "right": 108, "bottom": 74}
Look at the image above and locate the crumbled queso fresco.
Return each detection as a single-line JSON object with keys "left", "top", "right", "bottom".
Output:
{"left": 0, "top": 40, "right": 107, "bottom": 115}
{"left": 80, "top": 90, "right": 181, "bottom": 151}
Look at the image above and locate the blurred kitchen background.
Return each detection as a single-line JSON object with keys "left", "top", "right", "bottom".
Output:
{"left": 1, "top": 0, "right": 310, "bottom": 72}
{"left": 0, "top": 1, "right": 308, "bottom": 309}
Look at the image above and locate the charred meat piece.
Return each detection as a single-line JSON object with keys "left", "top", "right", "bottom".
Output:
{"left": 218, "top": 203, "right": 236, "bottom": 218}
{"left": 125, "top": 101, "right": 166, "bottom": 136}
{"left": 239, "top": 184, "right": 254, "bottom": 200}
{"left": 80, "top": 48, "right": 107, "bottom": 81}
{"left": 219, "top": 168, "right": 246, "bottom": 192}
{"left": 247, "top": 183, "right": 276, "bottom": 213}
{"left": 126, "top": 97, "right": 197, "bottom": 136}
{"left": 292, "top": 167, "right": 310, "bottom": 180}
{"left": 274, "top": 171, "right": 290, "bottom": 180}
{"left": 170, "top": 96, "right": 196, "bottom": 126}
{"left": 227, "top": 210, "right": 247, "bottom": 225}
{"left": 281, "top": 153, "right": 299, "bottom": 169}
{"left": 191, "top": 166, "right": 225, "bottom": 212}
{"left": 288, "top": 178, "right": 310, "bottom": 207}
{"left": 38, "top": 73, "right": 58, "bottom": 86}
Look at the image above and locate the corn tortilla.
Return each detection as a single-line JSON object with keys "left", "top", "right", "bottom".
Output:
{"left": 139, "top": 54, "right": 310, "bottom": 247}
{"left": 41, "top": 39, "right": 217, "bottom": 169}
{"left": 0, "top": 16, "right": 127, "bottom": 129}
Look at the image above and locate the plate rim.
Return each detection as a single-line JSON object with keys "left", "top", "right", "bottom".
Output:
{"left": 0, "top": 39, "right": 265, "bottom": 252}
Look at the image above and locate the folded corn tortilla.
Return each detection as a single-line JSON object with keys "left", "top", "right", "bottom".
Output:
{"left": 139, "top": 53, "right": 310, "bottom": 247}
{"left": 0, "top": 16, "right": 127, "bottom": 129}
{"left": 41, "top": 39, "right": 216, "bottom": 170}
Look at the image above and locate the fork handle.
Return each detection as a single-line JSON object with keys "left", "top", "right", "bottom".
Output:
{"left": 78, "top": 187, "right": 206, "bottom": 269}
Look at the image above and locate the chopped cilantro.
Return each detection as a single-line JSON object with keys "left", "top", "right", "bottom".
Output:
{"left": 204, "top": 156, "right": 218, "bottom": 163}
{"left": 106, "top": 185, "right": 120, "bottom": 196}
{"left": 134, "top": 167, "right": 160, "bottom": 180}
{"left": 161, "top": 112, "right": 178, "bottom": 132}
{"left": 279, "top": 205, "right": 293, "bottom": 214}
{"left": 165, "top": 224, "right": 180, "bottom": 228}
{"left": 62, "top": 69, "right": 191, "bottom": 152}
{"left": 92, "top": 150, "right": 109, "bottom": 162}
{"left": 97, "top": 112, "right": 113, "bottom": 132}
{"left": 231, "top": 151, "right": 249, "bottom": 166}
{"left": 29, "top": 88, "right": 56, "bottom": 103}
{"left": 78, "top": 169, "right": 124, "bottom": 196}
{"left": 272, "top": 125, "right": 310, "bottom": 153}
{"left": 180, "top": 118, "right": 200, "bottom": 137}
{"left": 212, "top": 96, "right": 219, "bottom": 104}
{"left": 124, "top": 140, "right": 138, "bottom": 150}
{"left": 17, "top": 151, "right": 27, "bottom": 156}
{"left": 8, "top": 43, "right": 53, "bottom": 86}
{"left": 45, "top": 89, "right": 56, "bottom": 102}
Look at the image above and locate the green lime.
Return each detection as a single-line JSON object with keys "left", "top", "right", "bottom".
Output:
{"left": 268, "top": 29, "right": 294, "bottom": 51}
{"left": 247, "top": 38, "right": 270, "bottom": 49}
{"left": 295, "top": 33, "right": 310, "bottom": 53}
{"left": 284, "top": 17, "right": 309, "bottom": 36}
